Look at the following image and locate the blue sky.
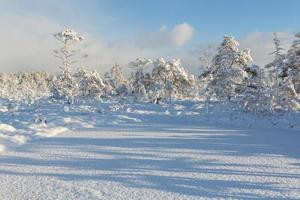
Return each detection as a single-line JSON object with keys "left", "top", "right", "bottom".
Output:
{"left": 3, "top": 0, "right": 300, "bottom": 42}
{"left": 100, "top": 0, "right": 299, "bottom": 42}
{"left": 0, "top": 0, "right": 299, "bottom": 73}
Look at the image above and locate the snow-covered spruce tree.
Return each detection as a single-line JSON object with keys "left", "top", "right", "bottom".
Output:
{"left": 74, "top": 66, "right": 105, "bottom": 100}
{"left": 151, "top": 58, "right": 195, "bottom": 103}
{"left": 276, "top": 32, "right": 300, "bottom": 111}
{"left": 205, "top": 35, "right": 252, "bottom": 102}
{"left": 52, "top": 28, "right": 84, "bottom": 103}
{"left": 129, "top": 58, "right": 152, "bottom": 100}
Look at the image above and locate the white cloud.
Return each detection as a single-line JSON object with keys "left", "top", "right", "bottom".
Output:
{"left": 79, "top": 37, "right": 159, "bottom": 74}
{"left": 171, "top": 23, "right": 195, "bottom": 46}
{"left": 0, "top": 12, "right": 62, "bottom": 73}
{"left": 239, "top": 31, "right": 294, "bottom": 66}
{"left": 0, "top": 12, "right": 157, "bottom": 74}
{"left": 0, "top": 12, "right": 198, "bottom": 74}
{"left": 138, "top": 23, "right": 195, "bottom": 48}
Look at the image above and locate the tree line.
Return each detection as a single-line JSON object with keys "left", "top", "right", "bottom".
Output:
{"left": 0, "top": 28, "right": 299, "bottom": 114}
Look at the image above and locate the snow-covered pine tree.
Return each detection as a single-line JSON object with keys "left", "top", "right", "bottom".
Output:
{"left": 265, "top": 33, "right": 286, "bottom": 112}
{"left": 285, "top": 32, "right": 300, "bottom": 95}
{"left": 206, "top": 35, "right": 252, "bottom": 102}
{"left": 102, "top": 72, "right": 116, "bottom": 98}
{"left": 142, "top": 72, "right": 155, "bottom": 95}
{"left": 241, "top": 65, "right": 269, "bottom": 113}
{"left": 0, "top": 72, "right": 52, "bottom": 102}
{"left": 168, "top": 59, "right": 195, "bottom": 100}
{"left": 0, "top": 73, "right": 9, "bottom": 98}
{"left": 18, "top": 72, "right": 52, "bottom": 104}
{"left": 277, "top": 32, "right": 300, "bottom": 111}
{"left": 197, "top": 44, "right": 217, "bottom": 101}
{"left": 271, "top": 33, "right": 285, "bottom": 60}
{"left": 74, "top": 66, "right": 105, "bottom": 100}
{"left": 109, "top": 63, "right": 129, "bottom": 96}
{"left": 198, "top": 44, "right": 217, "bottom": 72}
{"left": 129, "top": 58, "right": 152, "bottom": 100}
{"left": 31, "top": 71, "right": 53, "bottom": 98}
{"left": 151, "top": 58, "right": 195, "bottom": 103}
{"left": 52, "top": 28, "right": 84, "bottom": 103}
{"left": 0, "top": 73, "right": 20, "bottom": 101}
{"left": 53, "top": 28, "right": 84, "bottom": 73}
{"left": 151, "top": 58, "right": 170, "bottom": 102}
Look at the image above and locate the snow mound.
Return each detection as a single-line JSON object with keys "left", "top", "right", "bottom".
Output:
{"left": 129, "top": 109, "right": 158, "bottom": 115}
{"left": 0, "top": 121, "right": 69, "bottom": 152}
{"left": 63, "top": 117, "right": 95, "bottom": 129}
{"left": 29, "top": 124, "right": 69, "bottom": 137}
{"left": 0, "top": 124, "right": 16, "bottom": 132}
{"left": 116, "top": 115, "right": 142, "bottom": 123}
{"left": 0, "top": 123, "right": 28, "bottom": 152}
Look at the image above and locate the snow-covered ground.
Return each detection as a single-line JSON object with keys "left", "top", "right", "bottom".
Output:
{"left": 0, "top": 99, "right": 299, "bottom": 199}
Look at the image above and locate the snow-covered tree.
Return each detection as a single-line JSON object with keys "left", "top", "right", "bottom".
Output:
{"left": 265, "top": 33, "right": 286, "bottom": 111}
{"left": 264, "top": 32, "right": 300, "bottom": 112}
{"left": 276, "top": 32, "right": 300, "bottom": 111}
{"left": 271, "top": 33, "right": 285, "bottom": 60}
{"left": 129, "top": 58, "right": 152, "bottom": 100}
{"left": 74, "top": 66, "right": 105, "bottom": 100}
{"left": 151, "top": 58, "right": 195, "bottom": 103}
{"left": 198, "top": 44, "right": 217, "bottom": 71}
{"left": 102, "top": 72, "right": 115, "bottom": 98}
{"left": 53, "top": 28, "right": 84, "bottom": 74}
{"left": 197, "top": 44, "right": 217, "bottom": 99}
{"left": 0, "top": 72, "right": 52, "bottom": 103}
{"left": 51, "top": 72, "right": 78, "bottom": 104}
{"left": 283, "top": 32, "right": 300, "bottom": 94}
{"left": 206, "top": 35, "right": 252, "bottom": 102}
{"left": 240, "top": 65, "right": 269, "bottom": 113}
{"left": 0, "top": 73, "right": 21, "bottom": 101}
{"left": 52, "top": 28, "right": 84, "bottom": 103}
{"left": 109, "top": 63, "right": 129, "bottom": 96}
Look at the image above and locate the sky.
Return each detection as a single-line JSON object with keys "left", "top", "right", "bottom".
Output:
{"left": 0, "top": 0, "right": 299, "bottom": 74}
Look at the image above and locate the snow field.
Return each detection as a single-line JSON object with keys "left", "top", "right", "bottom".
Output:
{"left": 0, "top": 124, "right": 299, "bottom": 199}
